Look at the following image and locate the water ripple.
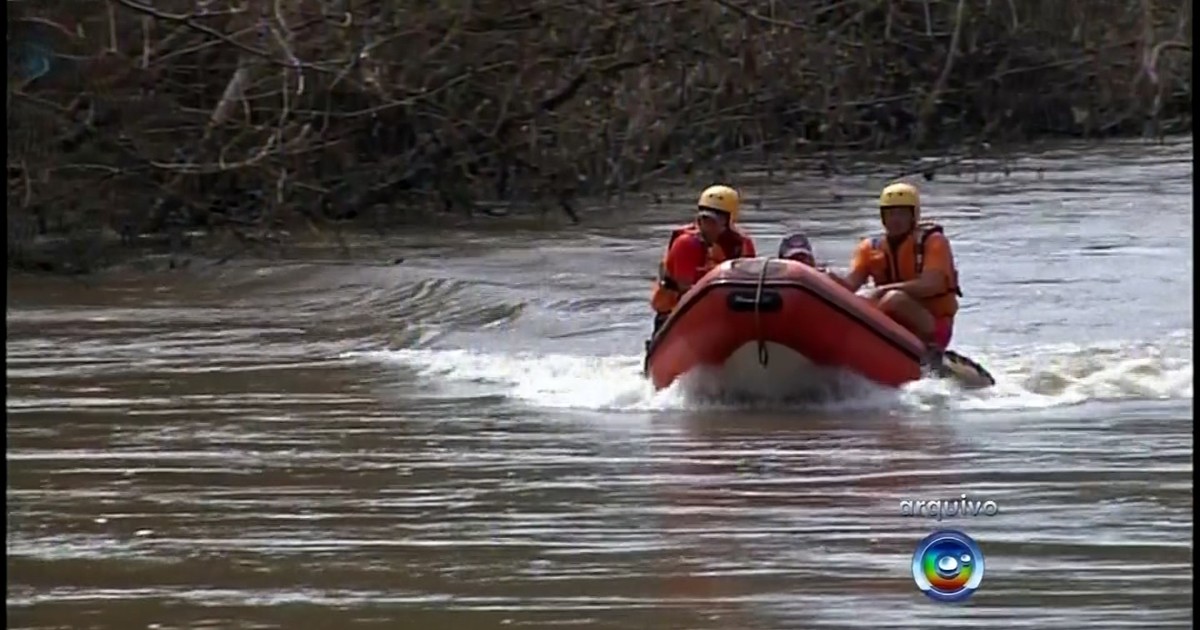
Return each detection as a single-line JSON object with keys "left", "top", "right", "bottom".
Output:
{"left": 6, "top": 139, "right": 1194, "bottom": 630}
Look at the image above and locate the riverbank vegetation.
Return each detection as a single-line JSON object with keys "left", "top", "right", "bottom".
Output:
{"left": 8, "top": 0, "right": 1192, "bottom": 272}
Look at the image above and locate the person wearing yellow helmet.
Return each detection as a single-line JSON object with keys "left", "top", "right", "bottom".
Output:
{"left": 834, "top": 181, "right": 963, "bottom": 367}
{"left": 649, "top": 184, "right": 758, "bottom": 334}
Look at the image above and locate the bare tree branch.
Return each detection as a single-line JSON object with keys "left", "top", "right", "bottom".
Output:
{"left": 6, "top": 0, "right": 1191, "bottom": 271}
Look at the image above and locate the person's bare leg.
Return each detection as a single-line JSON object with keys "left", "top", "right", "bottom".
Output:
{"left": 877, "top": 290, "right": 947, "bottom": 372}
{"left": 877, "top": 290, "right": 936, "bottom": 341}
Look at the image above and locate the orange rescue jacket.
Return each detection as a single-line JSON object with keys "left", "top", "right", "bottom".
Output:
{"left": 650, "top": 224, "right": 754, "bottom": 314}
{"left": 861, "top": 222, "right": 962, "bottom": 318}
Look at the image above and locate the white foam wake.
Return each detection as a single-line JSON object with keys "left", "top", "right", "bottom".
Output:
{"left": 352, "top": 330, "right": 1192, "bottom": 412}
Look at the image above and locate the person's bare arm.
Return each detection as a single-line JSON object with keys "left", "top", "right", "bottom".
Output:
{"left": 828, "top": 240, "right": 871, "bottom": 291}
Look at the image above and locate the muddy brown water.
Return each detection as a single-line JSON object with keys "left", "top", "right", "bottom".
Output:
{"left": 7, "top": 138, "right": 1193, "bottom": 629}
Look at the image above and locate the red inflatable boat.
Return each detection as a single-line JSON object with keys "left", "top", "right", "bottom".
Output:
{"left": 643, "top": 258, "right": 992, "bottom": 391}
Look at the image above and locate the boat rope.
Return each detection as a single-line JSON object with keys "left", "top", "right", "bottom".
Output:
{"left": 754, "top": 258, "right": 771, "bottom": 367}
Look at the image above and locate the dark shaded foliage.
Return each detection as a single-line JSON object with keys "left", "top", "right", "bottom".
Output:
{"left": 7, "top": 0, "right": 1191, "bottom": 272}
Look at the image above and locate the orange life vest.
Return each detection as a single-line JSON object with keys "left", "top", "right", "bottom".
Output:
{"left": 866, "top": 222, "right": 963, "bottom": 318}
{"left": 650, "top": 224, "right": 750, "bottom": 314}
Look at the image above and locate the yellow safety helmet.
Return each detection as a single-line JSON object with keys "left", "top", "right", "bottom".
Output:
{"left": 697, "top": 185, "right": 740, "bottom": 223}
{"left": 878, "top": 182, "right": 920, "bottom": 222}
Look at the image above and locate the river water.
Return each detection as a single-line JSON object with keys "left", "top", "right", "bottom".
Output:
{"left": 7, "top": 138, "right": 1193, "bottom": 629}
